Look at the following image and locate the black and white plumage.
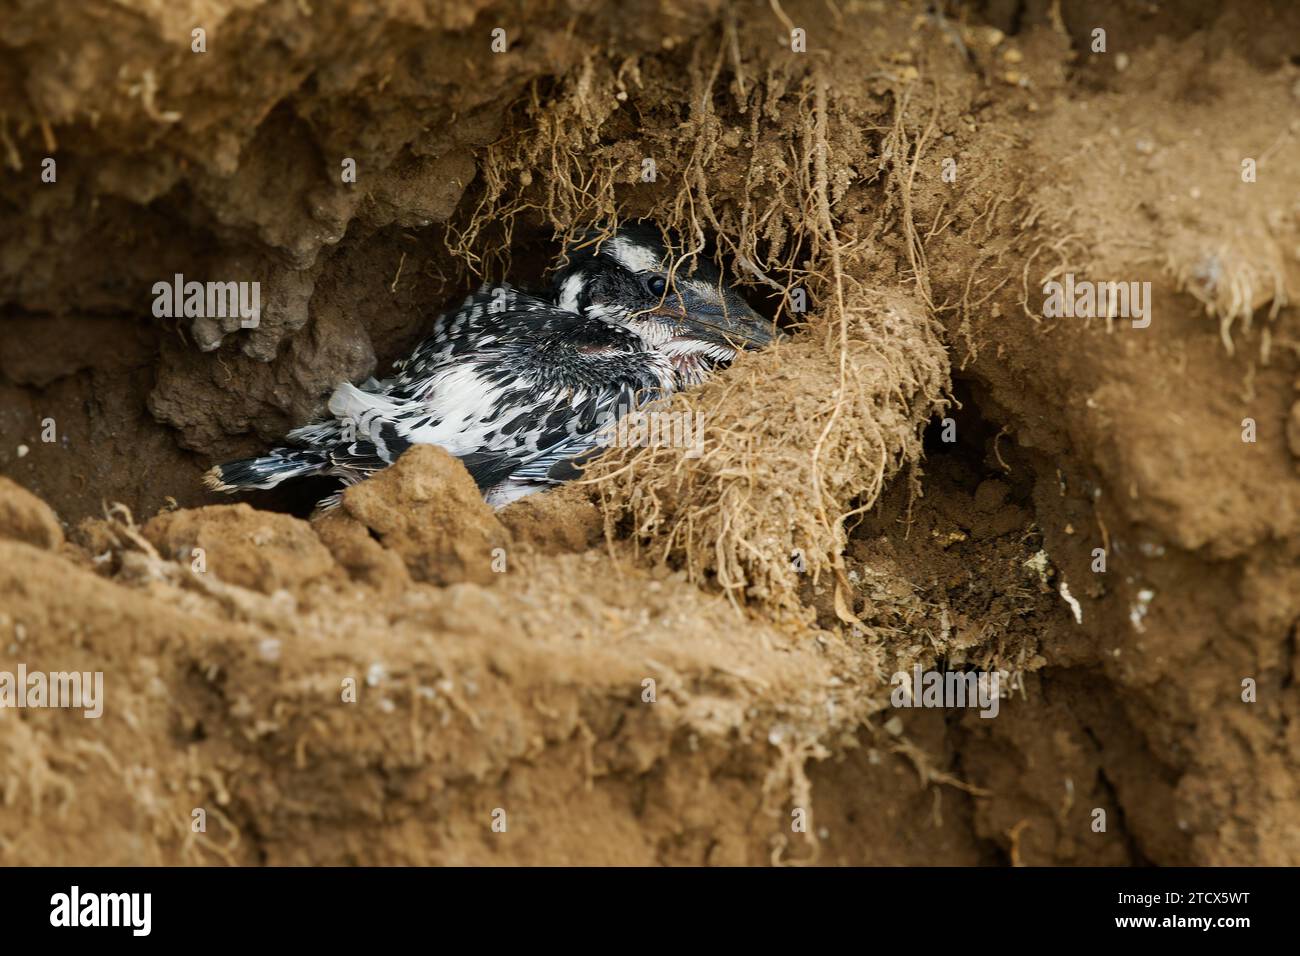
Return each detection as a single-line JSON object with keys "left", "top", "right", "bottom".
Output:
{"left": 205, "top": 224, "right": 774, "bottom": 508}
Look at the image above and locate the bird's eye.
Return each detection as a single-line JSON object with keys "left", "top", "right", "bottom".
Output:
{"left": 646, "top": 275, "right": 667, "bottom": 297}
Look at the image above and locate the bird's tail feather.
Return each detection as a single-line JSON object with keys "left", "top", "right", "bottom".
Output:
{"left": 204, "top": 448, "right": 329, "bottom": 492}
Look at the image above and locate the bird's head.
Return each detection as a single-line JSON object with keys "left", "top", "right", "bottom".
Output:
{"left": 551, "top": 224, "right": 775, "bottom": 380}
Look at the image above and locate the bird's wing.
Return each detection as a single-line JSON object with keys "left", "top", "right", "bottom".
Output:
{"left": 390, "top": 283, "right": 543, "bottom": 380}
{"left": 463, "top": 389, "right": 620, "bottom": 489}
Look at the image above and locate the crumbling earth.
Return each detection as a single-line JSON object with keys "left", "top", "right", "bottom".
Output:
{"left": 1, "top": 0, "right": 1298, "bottom": 865}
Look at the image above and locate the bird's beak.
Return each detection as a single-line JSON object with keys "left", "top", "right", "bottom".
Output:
{"left": 658, "top": 280, "right": 777, "bottom": 351}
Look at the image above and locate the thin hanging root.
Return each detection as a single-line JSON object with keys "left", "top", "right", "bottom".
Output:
{"left": 807, "top": 69, "right": 848, "bottom": 540}
{"left": 889, "top": 83, "right": 939, "bottom": 312}
{"left": 889, "top": 737, "right": 994, "bottom": 798}
{"left": 103, "top": 501, "right": 165, "bottom": 562}
{"left": 444, "top": 40, "right": 811, "bottom": 305}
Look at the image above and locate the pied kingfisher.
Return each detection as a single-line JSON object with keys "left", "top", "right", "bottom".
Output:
{"left": 205, "top": 224, "right": 774, "bottom": 508}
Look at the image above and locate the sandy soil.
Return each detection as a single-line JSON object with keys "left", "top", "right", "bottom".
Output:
{"left": 1, "top": 0, "right": 1298, "bottom": 865}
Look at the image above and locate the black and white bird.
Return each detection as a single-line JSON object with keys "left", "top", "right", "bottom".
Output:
{"left": 205, "top": 224, "right": 773, "bottom": 508}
